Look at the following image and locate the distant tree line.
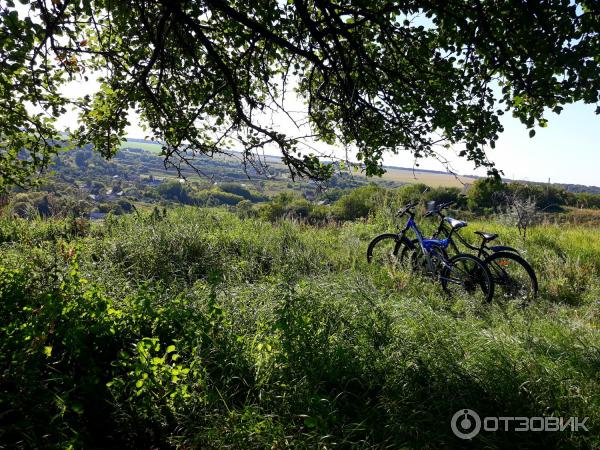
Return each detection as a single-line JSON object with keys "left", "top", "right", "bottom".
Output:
{"left": 6, "top": 147, "right": 600, "bottom": 225}
{"left": 467, "top": 178, "right": 600, "bottom": 212}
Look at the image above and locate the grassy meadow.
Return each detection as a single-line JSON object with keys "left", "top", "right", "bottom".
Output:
{"left": 1, "top": 207, "right": 599, "bottom": 448}
{"left": 120, "top": 140, "right": 163, "bottom": 154}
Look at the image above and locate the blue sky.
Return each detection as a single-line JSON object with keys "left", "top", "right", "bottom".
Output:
{"left": 385, "top": 101, "right": 600, "bottom": 186}
{"left": 489, "top": 102, "right": 599, "bottom": 186}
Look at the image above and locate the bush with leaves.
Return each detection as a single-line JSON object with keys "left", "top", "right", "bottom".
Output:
{"left": 332, "top": 183, "right": 386, "bottom": 220}
{"left": 467, "top": 177, "right": 507, "bottom": 211}
{"left": 218, "top": 183, "right": 268, "bottom": 203}
{"left": 0, "top": 255, "right": 120, "bottom": 447}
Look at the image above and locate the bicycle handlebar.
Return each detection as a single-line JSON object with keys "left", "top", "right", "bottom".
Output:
{"left": 437, "top": 200, "right": 456, "bottom": 210}
{"left": 423, "top": 200, "right": 456, "bottom": 217}
{"left": 396, "top": 198, "right": 461, "bottom": 219}
{"left": 396, "top": 202, "right": 418, "bottom": 217}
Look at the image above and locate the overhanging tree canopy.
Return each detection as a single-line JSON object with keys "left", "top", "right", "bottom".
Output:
{"left": 1, "top": 0, "right": 599, "bottom": 190}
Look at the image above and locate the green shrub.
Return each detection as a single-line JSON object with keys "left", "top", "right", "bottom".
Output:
{"left": 0, "top": 260, "right": 120, "bottom": 448}
{"left": 156, "top": 180, "right": 191, "bottom": 203}
{"left": 256, "top": 192, "right": 316, "bottom": 221}
{"left": 333, "top": 183, "right": 385, "bottom": 220}
{"left": 468, "top": 177, "right": 506, "bottom": 210}
{"left": 218, "top": 182, "right": 268, "bottom": 202}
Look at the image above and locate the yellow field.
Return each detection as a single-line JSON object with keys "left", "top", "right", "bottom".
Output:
{"left": 365, "top": 166, "right": 475, "bottom": 188}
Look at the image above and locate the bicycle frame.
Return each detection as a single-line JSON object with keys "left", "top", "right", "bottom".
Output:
{"left": 399, "top": 215, "right": 455, "bottom": 275}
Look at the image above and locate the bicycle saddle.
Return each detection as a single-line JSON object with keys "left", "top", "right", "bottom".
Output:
{"left": 474, "top": 231, "right": 498, "bottom": 242}
{"left": 445, "top": 217, "right": 468, "bottom": 229}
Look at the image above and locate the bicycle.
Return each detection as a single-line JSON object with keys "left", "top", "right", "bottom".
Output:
{"left": 416, "top": 200, "right": 538, "bottom": 301}
{"left": 367, "top": 202, "right": 494, "bottom": 302}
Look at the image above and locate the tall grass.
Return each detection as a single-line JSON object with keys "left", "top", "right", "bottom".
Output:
{"left": 1, "top": 207, "right": 599, "bottom": 448}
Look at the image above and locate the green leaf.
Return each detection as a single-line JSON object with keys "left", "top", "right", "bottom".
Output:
{"left": 303, "top": 417, "right": 318, "bottom": 428}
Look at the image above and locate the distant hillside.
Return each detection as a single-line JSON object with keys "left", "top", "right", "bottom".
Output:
{"left": 554, "top": 183, "right": 600, "bottom": 194}
{"left": 120, "top": 138, "right": 600, "bottom": 193}
{"left": 120, "top": 139, "right": 474, "bottom": 188}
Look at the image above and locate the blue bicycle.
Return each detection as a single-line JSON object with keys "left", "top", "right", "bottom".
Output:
{"left": 367, "top": 202, "right": 494, "bottom": 302}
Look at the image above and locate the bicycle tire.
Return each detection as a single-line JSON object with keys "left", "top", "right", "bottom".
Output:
{"left": 484, "top": 251, "right": 538, "bottom": 301}
{"left": 440, "top": 253, "right": 494, "bottom": 302}
{"left": 367, "top": 234, "right": 414, "bottom": 265}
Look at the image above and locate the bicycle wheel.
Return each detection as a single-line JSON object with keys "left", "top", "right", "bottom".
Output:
{"left": 440, "top": 254, "right": 494, "bottom": 302}
{"left": 484, "top": 251, "right": 538, "bottom": 302}
{"left": 405, "top": 243, "right": 450, "bottom": 276}
{"left": 367, "top": 234, "right": 414, "bottom": 269}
